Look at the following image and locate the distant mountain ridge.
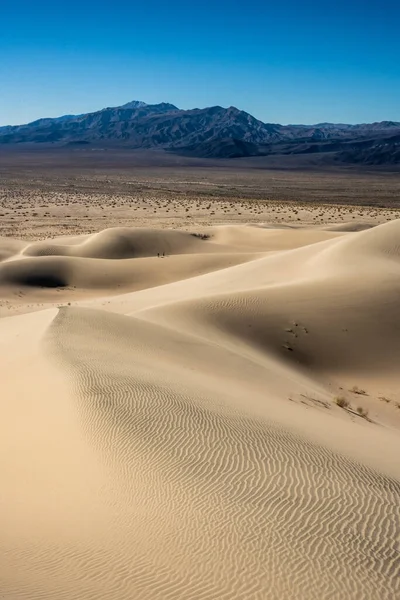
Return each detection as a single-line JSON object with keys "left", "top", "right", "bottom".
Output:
{"left": 1, "top": 100, "right": 399, "bottom": 164}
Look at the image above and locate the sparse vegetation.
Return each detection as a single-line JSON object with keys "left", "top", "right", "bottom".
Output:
{"left": 379, "top": 396, "right": 391, "bottom": 403}
{"left": 356, "top": 406, "right": 369, "bottom": 419}
{"left": 191, "top": 233, "right": 211, "bottom": 240}
{"left": 335, "top": 396, "right": 349, "bottom": 409}
{"left": 350, "top": 385, "right": 367, "bottom": 395}
{"left": 282, "top": 344, "right": 294, "bottom": 352}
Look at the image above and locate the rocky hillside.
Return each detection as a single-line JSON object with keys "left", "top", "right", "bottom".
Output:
{"left": 1, "top": 101, "right": 399, "bottom": 164}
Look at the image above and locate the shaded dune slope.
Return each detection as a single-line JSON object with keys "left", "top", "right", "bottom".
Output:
{"left": 0, "top": 252, "right": 254, "bottom": 291}
{"left": 127, "top": 220, "right": 400, "bottom": 378}
{"left": 141, "top": 278, "right": 400, "bottom": 375}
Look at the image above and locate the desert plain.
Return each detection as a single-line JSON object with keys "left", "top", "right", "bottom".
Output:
{"left": 1, "top": 148, "right": 400, "bottom": 599}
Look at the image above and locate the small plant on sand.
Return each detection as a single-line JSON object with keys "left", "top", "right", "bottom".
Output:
{"left": 350, "top": 385, "right": 367, "bottom": 395}
{"left": 356, "top": 406, "right": 369, "bottom": 419}
{"left": 379, "top": 396, "right": 391, "bottom": 403}
{"left": 335, "top": 396, "right": 349, "bottom": 409}
{"left": 191, "top": 232, "right": 211, "bottom": 240}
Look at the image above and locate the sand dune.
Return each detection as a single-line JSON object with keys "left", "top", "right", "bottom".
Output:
{"left": 322, "top": 221, "right": 377, "bottom": 232}
{"left": 0, "top": 235, "right": 25, "bottom": 261}
{"left": 1, "top": 222, "right": 400, "bottom": 599}
{"left": 210, "top": 224, "right": 344, "bottom": 250}
{"left": 0, "top": 252, "right": 255, "bottom": 293}
{"left": 18, "top": 225, "right": 344, "bottom": 260}
{"left": 23, "top": 227, "right": 220, "bottom": 259}
{"left": 0, "top": 225, "right": 344, "bottom": 308}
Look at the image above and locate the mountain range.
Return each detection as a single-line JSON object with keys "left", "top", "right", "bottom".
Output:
{"left": 1, "top": 101, "right": 399, "bottom": 165}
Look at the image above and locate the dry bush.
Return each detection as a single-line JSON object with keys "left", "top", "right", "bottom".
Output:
{"left": 356, "top": 406, "right": 369, "bottom": 419}
{"left": 379, "top": 396, "right": 391, "bottom": 403}
{"left": 350, "top": 385, "right": 367, "bottom": 395}
{"left": 191, "top": 232, "right": 211, "bottom": 240}
{"left": 335, "top": 396, "right": 349, "bottom": 409}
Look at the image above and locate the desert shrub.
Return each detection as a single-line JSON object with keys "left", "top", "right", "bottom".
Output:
{"left": 335, "top": 396, "right": 349, "bottom": 409}
{"left": 350, "top": 385, "right": 367, "bottom": 395}
{"left": 356, "top": 406, "right": 369, "bottom": 419}
{"left": 191, "top": 233, "right": 211, "bottom": 240}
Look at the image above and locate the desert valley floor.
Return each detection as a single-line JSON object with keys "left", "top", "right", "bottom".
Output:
{"left": 1, "top": 156, "right": 400, "bottom": 599}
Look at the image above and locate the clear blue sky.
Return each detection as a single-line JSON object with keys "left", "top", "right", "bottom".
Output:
{"left": 1, "top": 0, "right": 399, "bottom": 126}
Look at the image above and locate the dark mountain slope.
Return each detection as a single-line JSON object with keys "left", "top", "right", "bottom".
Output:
{"left": 172, "top": 137, "right": 265, "bottom": 158}
{"left": 1, "top": 100, "right": 399, "bottom": 164}
{"left": 336, "top": 133, "right": 400, "bottom": 165}
{"left": 0, "top": 103, "right": 282, "bottom": 147}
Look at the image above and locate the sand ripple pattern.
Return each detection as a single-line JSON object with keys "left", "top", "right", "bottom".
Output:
{"left": 44, "top": 307, "right": 400, "bottom": 600}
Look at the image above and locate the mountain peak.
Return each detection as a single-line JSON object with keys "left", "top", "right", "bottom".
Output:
{"left": 118, "top": 101, "right": 179, "bottom": 112}
{"left": 119, "top": 100, "right": 148, "bottom": 109}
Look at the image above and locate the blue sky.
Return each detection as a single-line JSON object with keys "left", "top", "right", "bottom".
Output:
{"left": 1, "top": 0, "right": 399, "bottom": 125}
